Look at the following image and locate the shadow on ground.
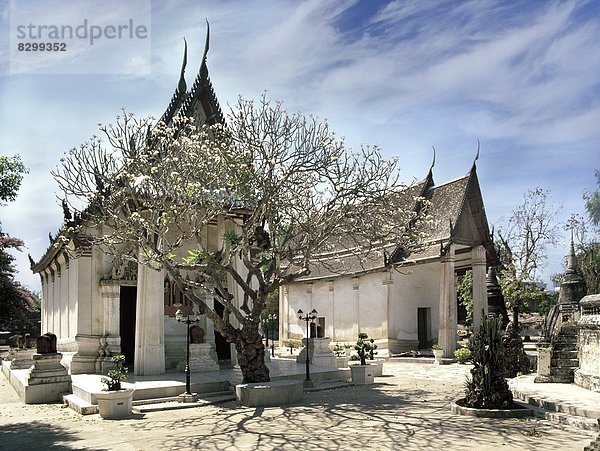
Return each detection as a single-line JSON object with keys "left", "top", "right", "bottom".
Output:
{"left": 125, "top": 382, "right": 587, "bottom": 450}
{"left": 0, "top": 421, "right": 107, "bottom": 451}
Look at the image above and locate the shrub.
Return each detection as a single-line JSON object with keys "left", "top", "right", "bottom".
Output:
{"left": 354, "top": 332, "right": 376, "bottom": 365}
{"left": 101, "top": 355, "right": 128, "bottom": 391}
{"left": 332, "top": 342, "right": 345, "bottom": 357}
{"left": 454, "top": 347, "right": 471, "bottom": 364}
{"left": 501, "top": 322, "right": 531, "bottom": 378}
{"left": 464, "top": 315, "right": 513, "bottom": 409}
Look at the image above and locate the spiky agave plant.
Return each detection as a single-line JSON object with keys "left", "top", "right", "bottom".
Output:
{"left": 464, "top": 314, "right": 513, "bottom": 409}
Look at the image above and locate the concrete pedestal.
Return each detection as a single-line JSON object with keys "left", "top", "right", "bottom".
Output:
{"left": 178, "top": 393, "right": 198, "bottom": 403}
{"left": 350, "top": 364, "right": 375, "bottom": 384}
{"left": 24, "top": 353, "right": 72, "bottom": 403}
{"left": 96, "top": 388, "right": 134, "bottom": 419}
{"left": 297, "top": 337, "right": 336, "bottom": 368}
{"left": 236, "top": 380, "right": 303, "bottom": 407}
{"left": 176, "top": 343, "right": 219, "bottom": 372}
{"left": 9, "top": 349, "right": 34, "bottom": 369}
{"left": 575, "top": 295, "right": 600, "bottom": 392}
{"left": 535, "top": 342, "right": 553, "bottom": 383}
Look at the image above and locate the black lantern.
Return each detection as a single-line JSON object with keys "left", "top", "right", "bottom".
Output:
{"left": 297, "top": 308, "right": 318, "bottom": 384}
{"left": 175, "top": 309, "right": 200, "bottom": 396}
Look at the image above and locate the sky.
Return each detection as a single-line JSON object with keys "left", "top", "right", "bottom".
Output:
{"left": 0, "top": 0, "right": 598, "bottom": 291}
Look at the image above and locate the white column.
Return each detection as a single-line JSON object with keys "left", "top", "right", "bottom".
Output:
{"left": 59, "top": 256, "right": 69, "bottom": 339}
{"left": 353, "top": 278, "right": 359, "bottom": 337}
{"left": 329, "top": 281, "right": 335, "bottom": 340}
{"left": 471, "top": 245, "right": 488, "bottom": 332}
{"left": 100, "top": 282, "right": 121, "bottom": 356}
{"left": 438, "top": 244, "right": 457, "bottom": 357}
{"left": 52, "top": 260, "right": 61, "bottom": 337}
{"left": 280, "top": 286, "right": 288, "bottom": 341}
{"left": 49, "top": 266, "right": 56, "bottom": 334}
{"left": 41, "top": 271, "right": 49, "bottom": 334}
{"left": 382, "top": 270, "right": 393, "bottom": 340}
{"left": 134, "top": 260, "right": 165, "bottom": 375}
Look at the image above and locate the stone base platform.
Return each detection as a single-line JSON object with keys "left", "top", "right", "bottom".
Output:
{"left": 510, "top": 373, "right": 600, "bottom": 431}
{"left": 1, "top": 354, "right": 71, "bottom": 404}
{"left": 236, "top": 380, "right": 303, "bottom": 407}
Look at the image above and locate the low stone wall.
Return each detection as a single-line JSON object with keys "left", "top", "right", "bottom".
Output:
{"left": 2, "top": 353, "right": 71, "bottom": 403}
{"left": 575, "top": 294, "right": 600, "bottom": 392}
{"left": 236, "top": 380, "right": 303, "bottom": 407}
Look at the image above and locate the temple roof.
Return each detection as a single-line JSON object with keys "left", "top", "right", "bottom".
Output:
{"left": 159, "top": 22, "right": 224, "bottom": 127}
{"left": 32, "top": 25, "right": 225, "bottom": 274}
{"left": 292, "top": 163, "right": 497, "bottom": 282}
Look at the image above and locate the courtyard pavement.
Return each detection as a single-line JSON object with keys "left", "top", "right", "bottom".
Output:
{"left": 0, "top": 360, "right": 597, "bottom": 450}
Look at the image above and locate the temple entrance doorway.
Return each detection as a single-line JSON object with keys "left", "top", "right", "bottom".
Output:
{"left": 417, "top": 307, "right": 431, "bottom": 349}
{"left": 119, "top": 286, "right": 137, "bottom": 368}
{"left": 213, "top": 299, "right": 231, "bottom": 362}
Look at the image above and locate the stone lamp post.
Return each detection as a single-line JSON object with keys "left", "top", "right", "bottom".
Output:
{"left": 265, "top": 313, "right": 277, "bottom": 357}
{"left": 297, "top": 308, "right": 318, "bottom": 386}
{"left": 175, "top": 309, "right": 199, "bottom": 402}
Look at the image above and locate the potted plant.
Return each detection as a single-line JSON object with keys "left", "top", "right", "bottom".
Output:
{"left": 95, "top": 355, "right": 134, "bottom": 419}
{"left": 454, "top": 347, "right": 471, "bottom": 364}
{"left": 350, "top": 333, "right": 376, "bottom": 384}
{"left": 432, "top": 344, "right": 444, "bottom": 364}
{"left": 332, "top": 342, "right": 349, "bottom": 368}
{"left": 366, "top": 337, "right": 384, "bottom": 376}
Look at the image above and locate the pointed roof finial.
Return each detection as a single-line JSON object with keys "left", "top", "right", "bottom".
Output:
{"left": 203, "top": 19, "right": 210, "bottom": 63}
{"left": 566, "top": 229, "right": 577, "bottom": 273}
{"left": 429, "top": 146, "right": 436, "bottom": 172}
{"left": 177, "top": 38, "right": 188, "bottom": 94}
{"left": 473, "top": 138, "right": 480, "bottom": 165}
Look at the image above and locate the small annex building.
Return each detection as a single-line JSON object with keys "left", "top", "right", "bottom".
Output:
{"left": 280, "top": 162, "right": 497, "bottom": 357}
{"left": 30, "top": 36, "right": 240, "bottom": 376}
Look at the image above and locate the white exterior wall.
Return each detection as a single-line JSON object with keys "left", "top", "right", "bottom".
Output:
{"left": 333, "top": 280, "right": 356, "bottom": 340}
{"left": 40, "top": 271, "right": 49, "bottom": 334}
{"left": 390, "top": 263, "right": 440, "bottom": 347}
{"left": 68, "top": 257, "right": 78, "bottom": 337}
{"left": 284, "top": 271, "right": 387, "bottom": 343}
{"left": 358, "top": 273, "right": 386, "bottom": 339}
{"left": 283, "top": 260, "right": 447, "bottom": 353}
{"left": 59, "top": 256, "right": 69, "bottom": 339}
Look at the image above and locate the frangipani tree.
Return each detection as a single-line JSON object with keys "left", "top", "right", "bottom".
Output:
{"left": 496, "top": 188, "right": 560, "bottom": 326}
{"left": 53, "top": 95, "right": 428, "bottom": 382}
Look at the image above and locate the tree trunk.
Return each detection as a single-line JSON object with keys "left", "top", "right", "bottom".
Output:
{"left": 235, "top": 323, "right": 270, "bottom": 383}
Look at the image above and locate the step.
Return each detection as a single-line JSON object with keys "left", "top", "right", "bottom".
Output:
{"left": 62, "top": 393, "right": 98, "bottom": 415}
{"left": 550, "top": 358, "right": 579, "bottom": 368}
{"left": 512, "top": 387, "right": 600, "bottom": 420}
{"left": 131, "top": 390, "right": 233, "bottom": 406}
{"left": 560, "top": 325, "right": 579, "bottom": 334}
{"left": 552, "top": 343, "right": 579, "bottom": 352}
{"left": 552, "top": 350, "right": 578, "bottom": 359}
{"left": 132, "top": 393, "right": 236, "bottom": 413}
{"left": 554, "top": 335, "right": 579, "bottom": 348}
{"left": 584, "top": 438, "right": 600, "bottom": 451}
{"left": 542, "top": 410, "right": 600, "bottom": 432}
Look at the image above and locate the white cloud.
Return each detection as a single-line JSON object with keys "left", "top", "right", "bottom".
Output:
{"left": 2, "top": 0, "right": 599, "bottom": 290}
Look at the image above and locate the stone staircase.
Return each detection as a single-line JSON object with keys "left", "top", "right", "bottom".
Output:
{"left": 131, "top": 390, "right": 235, "bottom": 413}
{"left": 547, "top": 325, "right": 579, "bottom": 383}
{"left": 585, "top": 424, "right": 600, "bottom": 451}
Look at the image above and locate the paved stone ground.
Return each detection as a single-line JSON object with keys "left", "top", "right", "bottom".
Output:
{"left": 0, "top": 361, "right": 596, "bottom": 450}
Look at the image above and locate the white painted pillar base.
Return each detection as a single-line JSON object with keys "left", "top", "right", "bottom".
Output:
{"left": 438, "top": 245, "right": 457, "bottom": 357}
{"left": 134, "top": 261, "right": 165, "bottom": 376}
{"left": 471, "top": 245, "right": 488, "bottom": 332}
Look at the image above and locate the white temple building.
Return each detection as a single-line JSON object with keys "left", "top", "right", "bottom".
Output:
{"left": 280, "top": 163, "right": 496, "bottom": 357}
